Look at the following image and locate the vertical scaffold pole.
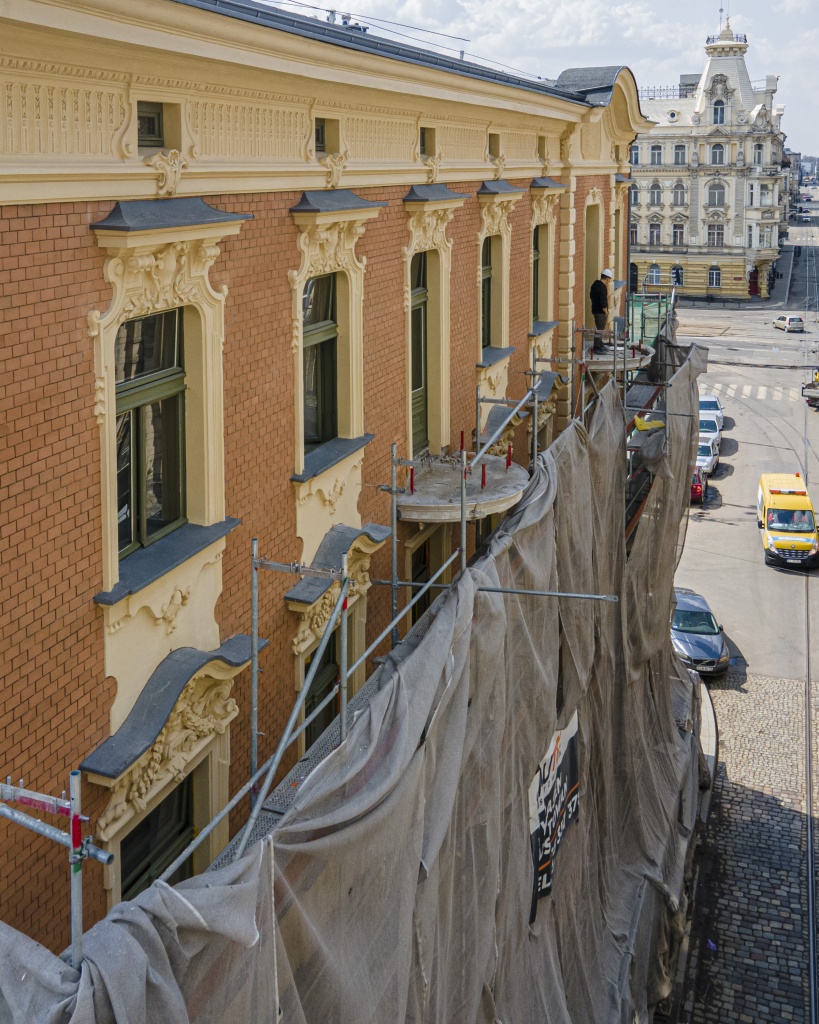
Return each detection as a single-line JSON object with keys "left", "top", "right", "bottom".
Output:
{"left": 250, "top": 538, "right": 259, "bottom": 800}
{"left": 531, "top": 348, "right": 539, "bottom": 467}
{"left": 570, "top": 320, "right": 576, "bottom": 419}
{"left": 475, "top": 385, "right": 481, "bottom": 453}
{"left": 460, "top": 448, "right": 468, "bottom": 576}
{"left": 339, "top": 551, "right": 349, "bottom": 742}
{"left": 390, "top": 444, "right": 399, "bottom": 649}
{"left": 69, "top": 770, "right": 82, "bottom": 970}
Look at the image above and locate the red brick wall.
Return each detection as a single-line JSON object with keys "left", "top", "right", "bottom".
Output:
{"left": 0, "top": 174, "right": 588, "bottom": 950}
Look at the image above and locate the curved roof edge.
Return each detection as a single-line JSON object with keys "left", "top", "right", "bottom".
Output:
{"left": 555, "top": 65, "right": 640, "bottom": 108}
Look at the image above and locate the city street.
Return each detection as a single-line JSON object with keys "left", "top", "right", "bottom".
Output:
{"left": 673, "top": 238, "right": 819, "bottom": 1021}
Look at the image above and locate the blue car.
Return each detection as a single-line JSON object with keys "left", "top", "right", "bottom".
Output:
{"left": 671, "top": 588, "right": 730, "bottom": 677}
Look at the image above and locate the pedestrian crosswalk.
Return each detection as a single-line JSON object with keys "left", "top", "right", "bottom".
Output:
{"left": 706, "top": 381, "right": 802, "bottom": 403}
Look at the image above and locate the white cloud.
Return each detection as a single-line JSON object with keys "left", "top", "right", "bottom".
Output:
{"left": 280, "top": 0, "right": 819, "bottom": 153}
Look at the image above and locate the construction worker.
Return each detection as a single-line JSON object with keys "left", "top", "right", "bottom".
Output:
{"left": 590, "top": 269, "right": 613, "bottom": 353}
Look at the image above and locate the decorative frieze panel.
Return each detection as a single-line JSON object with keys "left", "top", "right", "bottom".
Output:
{"left": 187, "top": 99, "right": 307, "bottom": 159}
{"left": 438, "top": 124, "right": 485, "bottom": 161}
{"left": 0, "top": 73, "right": 128, "bottom": 157}
{"left": 345, "top": 116, "right": 414, "bottom": 162}
{"left": 502, "top": 130, "right": 538, "bottom": 161}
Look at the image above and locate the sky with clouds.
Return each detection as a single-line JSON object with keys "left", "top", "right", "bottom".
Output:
{"left": 274, "top": 0, "right": 818, "bottom": 157}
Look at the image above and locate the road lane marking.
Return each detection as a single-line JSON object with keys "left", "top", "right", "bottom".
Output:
{"left": 758, "top": 386, "right": 767, "bottom": 399}
{"left": 742, "top": 385, "right": 752, "bottom": 397}
{"left": 773, "top": 388, "right": 783, "bottom": 400}
{"left": 790, "top": 388, "right": 800, "bottom": 401}
{"left": 726, "top": 384, "right": 737, "bottom": 397}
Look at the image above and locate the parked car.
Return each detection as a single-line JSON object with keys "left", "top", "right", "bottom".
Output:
{"left": 691, "top": 467, "right": 709, "bottom": 504}
{"left": 697, "top": 438, "right": 719, "bottom": 476}
{"left": 698, "top": 393, "right": 724, "bottom": 429}
{"left": 698, "top": 416, "right": 721, "bottom": 454}
{"left": 671, "top": 588, "right": 730, "bottom": 676}
{"left": 773, "top": 314, "right": 806, "bottom": 332}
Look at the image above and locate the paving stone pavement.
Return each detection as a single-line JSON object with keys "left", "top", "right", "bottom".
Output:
{"left": 679, "top": 670, "right": 811, "bottom": 1023}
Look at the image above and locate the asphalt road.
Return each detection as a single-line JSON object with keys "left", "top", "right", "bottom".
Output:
{"left": 673, "top": 245, "right": 819, "bottom": 1022}
{"left": 676, "top": 244, "right": 819, "bottom": 681}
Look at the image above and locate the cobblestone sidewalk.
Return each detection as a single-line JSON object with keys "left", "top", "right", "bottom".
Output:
{"left": 679, "top": 670, "right": 810, "bottom": 1022}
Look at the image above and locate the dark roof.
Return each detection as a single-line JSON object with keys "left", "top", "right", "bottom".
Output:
{"left": 477, "top": 180, "right": 526, "bottom": 196}
{"left": 80, "top": 636, "right": 263, "bottom": 780}
{"left": 404, "top": 184, "right": 469, "bottom": 203}
{"left": 285, "top": 523, "right": 391, "bottom": 606}
{"left": 531, "top": 177, "right": 567, "bottom": 189}
{"left": 171, "top": 0, "right": 594, "bottom": 106}
{"left": 554, "top": 66, "right": 634, "bottom": 106}
{"left": 290, "top": 189, "right": 387, "bottom": 213}
{"left": 92, "top": 197, "right": 252, "bottom": 232}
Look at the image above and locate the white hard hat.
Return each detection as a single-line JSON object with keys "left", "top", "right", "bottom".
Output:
{"left": 601, "top": 268, "right": 614, "bottom": 278}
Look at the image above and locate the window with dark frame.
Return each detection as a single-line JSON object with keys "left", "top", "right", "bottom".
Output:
{"left": 411, "top": 540, "right": 431, "bottom": 625}
{"left": 137, "top": 102, "right": 164, "bottom": 148}
{"left": 671, "top": 265, "right": 684, "bottom": 286}
{"left": 708, "top": 182, "right": 726, "bottom": 206}
{"left": 711, "top": 143, "right": 725, "bottom": 166}
{"left": 115, "top": 309, "right": 186, "bottom": 559}
{"left": 708, "top": 265, "right": 722, "bottom": 287}
{"left": 674, "top": 144, "right": 686, "bottom": 166}
{"left": 315, "top": 117, "right": 326, "bottom": 154}
{"left": 629, "top": 222, "right": 638, "bottom": 245}
{"left": 672, "top": 182, "right": 686, "bottom": 205}
{"left": 753, "top": 143, "right": 764, "bottom": 165}
{"left": 707, "top": 223, "right": 725, "bottom": 247}
{"left": 672, "top": 222, "right": 685, "bottom": 247}
{"left": 649, "top": 182, "right": 662, "bottom": 205}
{"left": 532, "top": 226, "right": 541, "bottom": 321}
{"left": 630, "top": 144, "right": 639, "bottom": 165}
{"left": 713, "top": 99, "right": 725, "bottom": 125}
{"left": 302, "top": 274, "right": 338, "bottom": 453}
{"left": 304, "top": 632, "right": 339, "bottom": 749}
{"left": 649, "top": 222, "right": 661, "bottom": 245}
{"left": 650, "top": 144, "right": 662, "bottom": 166}
{"left": 481, "top": 237, "right": 493, "bottom": 349}
{"left": 410, "top": 252, "right": 429, "bottom": 456}
{"left": 120, "top": 773, "right": 194, "bottom": 900}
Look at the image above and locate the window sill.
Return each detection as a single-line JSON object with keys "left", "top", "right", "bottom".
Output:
{"left": 94, "top": 518, "right": 240, "bottom": 606}
{"left": 529, "top": 320, "right": 559, "bottom": 339}
{"left": 291, "top": 434, "right": 375, "bottom": 483}
{"left": 476, "top": 346, "right": 515, "bottom": 368}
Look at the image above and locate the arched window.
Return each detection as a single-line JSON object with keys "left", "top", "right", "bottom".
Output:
{"left": 630, "top": 184, "right": 639, "bottom": 206}
{"left": 649, "top": 181, "right": 662, "bottom": 205}
{"left": 711, "top": 143, "right": 725, "bottom": 166}
{"left": 753, "top": 142, "right": 764, "bottom": 165}
{"left": 648, "top": 263, "right": 661, "bottom": 285}
{"left": 672, "top": 182, "right": 686, "bottom": 206}
{"left": 671, "top": 265, "right": 684, "bottom": 286}
{"left": 713, "top": 99, "right": 725, "bottom": 125}
{"left": 708, "top": 182, "right": 726, "bottom": 206}
{"left": 708, "top": 265, "right": 722, "bottom": 288}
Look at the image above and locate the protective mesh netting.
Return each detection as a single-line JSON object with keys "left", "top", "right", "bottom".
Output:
{"left": 0, "top": 350, "right": 706, "bottom": 1024}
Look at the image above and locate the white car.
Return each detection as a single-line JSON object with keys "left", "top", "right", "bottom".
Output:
{"left": 698, "top": 394, "right": 724, "bottom": 430}
{"left": 698, "top": 415, "right": 721, "bottom": 454}
{"left": 773, "top": 314, "right": 806, "bottom": 332}
{"left": 696, "top": 437, "right": 719, "bottom": 476}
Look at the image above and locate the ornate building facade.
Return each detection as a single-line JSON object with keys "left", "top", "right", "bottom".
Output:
{"left": 0, "top": 0, "right": 648, "bottom": 947}
{"left": 630, "top": 22, "right": 787, "bottom": 298}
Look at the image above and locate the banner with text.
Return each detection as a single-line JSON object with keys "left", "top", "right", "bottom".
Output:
{"left": 528, "top": 711, "right": 580, "bottom": 922}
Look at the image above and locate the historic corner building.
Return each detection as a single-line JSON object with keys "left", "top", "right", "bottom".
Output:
{"left": 630, "top": 22, "right": 787, "bottom": 299}
{"left": 0, "top": 0, "right": 650, "bottom": 948}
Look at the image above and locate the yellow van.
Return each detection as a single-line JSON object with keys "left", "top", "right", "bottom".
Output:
{"left": 757, "top": 473, "right": 819, "bottom": 567}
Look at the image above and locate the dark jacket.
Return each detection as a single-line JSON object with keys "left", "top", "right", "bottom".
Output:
{"left": 590, "top": 279, "right": 609, "bottom": 314}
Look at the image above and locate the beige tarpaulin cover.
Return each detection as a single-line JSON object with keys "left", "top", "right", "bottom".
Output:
{"left": 0, "top": 350, "right": 705, "bottom": 1024}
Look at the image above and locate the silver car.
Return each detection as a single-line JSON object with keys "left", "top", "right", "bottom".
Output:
{"left": 671, "top": 588, "right": 730, "bottom": 676}
{"left": 698, "top": 394, "right": 724, "bottom": 429}
{"left": 696, "top": 437, "right": 719, "bottom": 476}
{"left": 773, "top": 315, "right": 805, "bottom": 332}
{"left": 698, "top": 416, "right": 721, "bottom": 454}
